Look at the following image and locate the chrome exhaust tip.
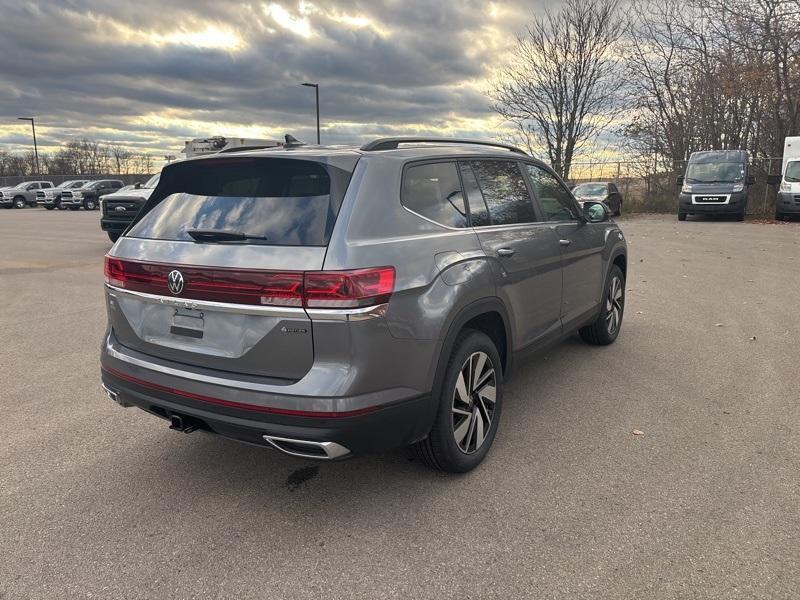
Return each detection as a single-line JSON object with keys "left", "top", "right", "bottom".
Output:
{"left": 102, "top": 383, "right": 131, "bottom": 407}
{"left": 262, "top": 435, "right": 350, "bottom": 460}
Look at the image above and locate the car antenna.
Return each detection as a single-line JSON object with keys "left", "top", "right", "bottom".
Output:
{"left": 284, "top": 134, "right": 307, "bottom": 148}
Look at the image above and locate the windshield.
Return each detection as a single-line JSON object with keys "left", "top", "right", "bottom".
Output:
{"left": 127, "top": 157, "right": 354, "bottom": 247}
{"left": 85, "top": 181, "right": 102, "bottom": 189}
{"left": 143, "top": 174, "right": 160, "bottom": 188}
{"left": 685, "top": 162, "right": 745, "bottom": 183}
{"left": 573, "top": 183, "right": 607, "bottom": 197}
{"left": 13, "top": 182, "right": 31, "bottom": 189}
{"left": 785, "top": 161, "right": 800, "bottom": 182}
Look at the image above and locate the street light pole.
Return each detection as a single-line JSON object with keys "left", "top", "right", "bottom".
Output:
{"left": 18, "top": 117, "right": 40, "bottom": 176}
{"left": 301, "top": 83, "right": 320, "bottom": 144}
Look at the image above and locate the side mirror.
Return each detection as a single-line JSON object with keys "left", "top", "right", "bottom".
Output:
{"left": 582, "top": 201, "right": 610, "bottom": 223}
{"left": 767, "top": 174, "right": 781, "bottom": 186}
{"left": 746, "top": 174, "right": 756, "bottom": 185}
{"left": 676, "top": 175, "right": 684, "bottom": 187}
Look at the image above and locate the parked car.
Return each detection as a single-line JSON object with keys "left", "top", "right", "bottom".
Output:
{"left": 775, "top": 136, "right": 800, "bottom": 220}
{"left": 60, "top": 179, "right": 124, "bottom": 210}
{"left": 677, "top": 150, "right": 755, "bottom": 221}
{"left": 0, "top": 181, "right": 55, "bottom": 208}
{"left": 100, "top": 136, "right": 627, "bottom": 473}
{"left": 572, "top": 181, "right": 623, "bottom": 216}
{"left": 36, "top": 180, "right": 89, "bottom": 210}
{"left": 100, "top": 174, "right": 160, "bottom": 242}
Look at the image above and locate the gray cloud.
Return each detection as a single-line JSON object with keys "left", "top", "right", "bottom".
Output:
{"left": 0, "top": 0, "right": 535, "bottom": 155}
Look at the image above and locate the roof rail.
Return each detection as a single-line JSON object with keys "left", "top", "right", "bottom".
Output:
{"left": 217, "top": 145, "right": 281, "bottom": 154}
{"left": 360, "top": 137, "right": 527, "bottom": 155}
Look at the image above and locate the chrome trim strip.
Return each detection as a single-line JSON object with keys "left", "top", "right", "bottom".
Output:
{"left": 306, "top": 303, "right": 388, "bottom": 322}
{"left": 105, "top": 284, "right": 307, "bottom": 318}
{"left": 262, "top": 435, "right": 351, "bottom": 460}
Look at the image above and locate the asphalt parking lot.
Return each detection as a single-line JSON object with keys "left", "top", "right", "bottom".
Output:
{"left": 1, "top": 210, "right": 799, "bottom": 599}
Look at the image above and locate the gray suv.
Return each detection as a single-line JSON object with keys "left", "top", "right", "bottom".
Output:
{"left": 100, "top": 137, "right": 627, "bottom": 472}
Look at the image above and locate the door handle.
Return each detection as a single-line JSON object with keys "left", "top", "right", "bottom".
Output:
{"left": 559, "top": 239, "right": 571, "bottom": 246}
{"left": 496, "top": 248, "right": 515, "bottom": 257}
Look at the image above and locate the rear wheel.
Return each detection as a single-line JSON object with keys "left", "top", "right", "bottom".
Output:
{"left": 580, "top": 265, "right": 625, "bottom": 346}
{"left": 413, "top": 330, "right": 503, "bottom": 473}
{"left": 678, "top": 212, "right": 687, "bottom": 221}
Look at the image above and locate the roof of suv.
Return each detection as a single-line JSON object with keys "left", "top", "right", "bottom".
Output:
{"left": 181, "top": 137, "right": 532, "bottom": 164}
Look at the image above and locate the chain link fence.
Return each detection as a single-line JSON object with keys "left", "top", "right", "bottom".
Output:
{"left": 0, "top": 173, "right": 154, "bottom": 188}
{"left": 568, "top": 157, "right": 783, "bottom": 216}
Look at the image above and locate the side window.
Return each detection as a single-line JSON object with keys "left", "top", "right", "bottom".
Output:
{"left": 469, "top": 160, "right": 536, "bottom": 225}
{"left": 112, "top": 181, "right": 122, "bottom": 189}
{"left": 27, "top": 183, "right": 39, "bottom": 190}
{"left": 401, "top": 162, "right": 467, "bottom": 228}
{"left": 458, "top": 163, "right": 490, "bottom": 226}
{"left": 525, "top": 164, "right": 580, "bottom": 222}
{"left": 42, "top": 182, "right": 52, "bottom": 189}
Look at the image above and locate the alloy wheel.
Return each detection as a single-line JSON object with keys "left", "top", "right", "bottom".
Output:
{"left": 606, "top": 275, "right": 623, "bottom": 335}
{"left": 451, "top": 351, "right": 497, "bottom": 454}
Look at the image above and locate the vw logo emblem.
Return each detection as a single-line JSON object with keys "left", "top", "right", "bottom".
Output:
{"left": 167, "top": 270, "right": 184, "bottom": 295}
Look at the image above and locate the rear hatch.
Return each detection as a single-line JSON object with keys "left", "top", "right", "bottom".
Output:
{"left": 106, "top": 153, "right": 359, "bottom": 381}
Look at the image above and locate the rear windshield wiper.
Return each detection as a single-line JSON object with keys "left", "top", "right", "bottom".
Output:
{"left": 186, "top": 228, "right": 268, "bottom": 243}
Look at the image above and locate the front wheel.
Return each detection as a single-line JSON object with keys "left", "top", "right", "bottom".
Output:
{"left": 412, "top": 330, "right": 503, "bottom": 473}
{"left": 44, "top": 205, "right": 55, "bottom": 210}
{"left": 678, "top": 212, "right": 687, "bottom": 221}
{"left": 580, "top": 265, "right": 625, "bottom": 346}
{"left": 13, "top": 197, "right": 26, "bottom": 209}
{"left": 83, "top": 198, "right": 97, "bottom": 210}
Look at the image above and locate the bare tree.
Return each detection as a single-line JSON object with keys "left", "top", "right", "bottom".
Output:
{"left": 490, "top": 0, "right": 625, "bottom": 179}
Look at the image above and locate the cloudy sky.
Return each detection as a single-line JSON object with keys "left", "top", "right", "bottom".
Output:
{"left": 0, "top": 0, "right": 551, "bottom": 161}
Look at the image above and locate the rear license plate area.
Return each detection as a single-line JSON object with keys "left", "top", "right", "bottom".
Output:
{"left": 170, "top": 310, "right": 204, "bottom": 339}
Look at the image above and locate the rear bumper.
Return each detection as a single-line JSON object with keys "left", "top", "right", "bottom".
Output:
{"left": 101, "top": 365, "right": 432, "bottom": 457}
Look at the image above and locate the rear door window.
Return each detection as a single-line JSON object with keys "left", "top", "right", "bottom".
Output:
{"left": 468, "top": 160, "right": 537, "bottom": 225}
{"left": 127, "top": 157, "right": 354, "bottom": 246}
{"left": 401, "top": 162, "right": 467, "bottom": 228}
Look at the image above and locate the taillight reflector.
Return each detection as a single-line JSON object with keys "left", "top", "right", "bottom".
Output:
{"left": 104, "top": 256, "right": 395, "bottom": 309}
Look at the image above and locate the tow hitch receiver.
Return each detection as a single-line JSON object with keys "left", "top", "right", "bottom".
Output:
{"left": 169, "top": 414, "right": 201, "bottom": 434}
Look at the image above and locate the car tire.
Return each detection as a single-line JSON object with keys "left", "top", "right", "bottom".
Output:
{"left": 775, "top": 211, "right": 784, "bottom": 221}
{"left": 678, "top": 212, "right": 687, "bottom": 221}
{"left": 613, "top": 197, "right": 621, "bottom": 216}
{"left": 69, "top": 205, "right": 80, "bottom": 211}
{"left": 13, "top": 197, "right": 26, "bottom": 209}
{"left": 107, "top": 231, "right": 121, "bottom": 242}
{"left": 412, "top": 329, "right": 503, "bottom": 473}
{"left": 736, "top": 209, "right": 746, "bottom": 222}
{"left": 44, "top": 205, "right": 55, "bottom": 210}
{"left": 579, "top": 264, "right": 625, "bottom": 346}
{"left": 83, "top": 198, "right": 97, "bottom": 210}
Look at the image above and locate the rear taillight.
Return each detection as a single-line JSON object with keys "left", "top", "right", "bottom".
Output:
{"left": 104, "top": 257, "right": 394, "bottom": 309}
{"left": 304, "top": 267, "right": 395, "bottom": 308}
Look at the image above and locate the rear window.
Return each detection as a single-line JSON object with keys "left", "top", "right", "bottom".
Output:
{"left": 401, "top": 162, "right": 467, "bottom": 228}
{"left": 127, "top": 157, "right": 354, "bottom": 246}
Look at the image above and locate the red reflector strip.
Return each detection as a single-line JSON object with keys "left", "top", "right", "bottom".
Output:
{"left": 101, "top": 366, "right": 378, "bottom": 419}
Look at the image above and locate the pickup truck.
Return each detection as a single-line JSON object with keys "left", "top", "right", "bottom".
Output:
{"left": 100, "top": 174, "right": 159, "bottom": 241}
{"left": 60, "top": 179, "right": 123, "bottom": 210}
{"left": 36, "top": 180, "right": 89, "bottom": 210}
{"left": 0, "top": 181, "right": 55, "bottom": 208}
